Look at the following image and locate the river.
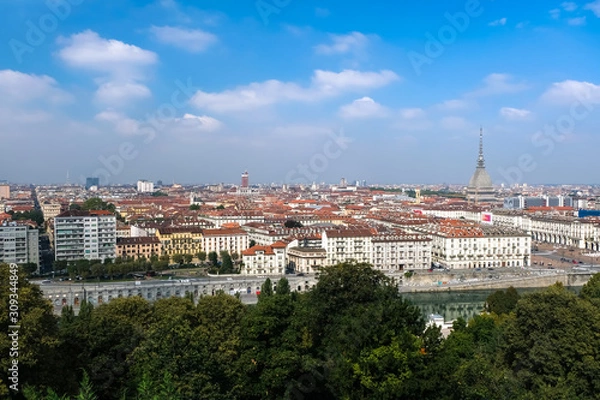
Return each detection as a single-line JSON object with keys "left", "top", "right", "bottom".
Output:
{"left": 402, "top": 286, "right": 580, "bottom": 322}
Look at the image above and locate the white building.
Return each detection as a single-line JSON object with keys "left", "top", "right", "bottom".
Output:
{"left": 321, "top": 228, "right": 374, "bottom": 266}
{"left": 241, "top": 242, "right": 287, "bottom": 275}
{"left": 54, "top": 210, "right": 116, "bottom": 261}
{"left": 371, "top": 233, "right": 432, "bottom": 271}
{"left": 137, "top": 180, "right": 154, "bottom": 193}
{"left": 202, "top": 228, "right": 249, "bottom": 256}
{"left": 412, "top": 221, "right": 531, "bottom": 269}
{"left": 0, "top": 221, "right": 39, "bottom": 268}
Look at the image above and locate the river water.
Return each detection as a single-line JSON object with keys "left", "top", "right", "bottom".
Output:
{"left": 402, "top": 286, "right": 580, "bottom": 323}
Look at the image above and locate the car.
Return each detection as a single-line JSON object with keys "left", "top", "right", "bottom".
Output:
{"left": 296, "top": 273, "right": 305, "bottom": 277}
{"left": 226, "top": 277, "right": 233, "bottom": 281}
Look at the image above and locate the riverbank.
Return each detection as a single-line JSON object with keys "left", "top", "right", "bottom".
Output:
{"left": 399, "top": 270, "right": 595, "bottom": 293}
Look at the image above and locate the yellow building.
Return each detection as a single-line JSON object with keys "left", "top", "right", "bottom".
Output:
{"left": 155, "top": 227, "right": 203, "bottom": 257}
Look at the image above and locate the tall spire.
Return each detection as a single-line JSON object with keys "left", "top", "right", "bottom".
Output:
{"left": 477, "top": 126, "right": 485, "bottom": 168}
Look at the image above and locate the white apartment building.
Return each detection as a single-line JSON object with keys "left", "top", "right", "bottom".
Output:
{"left": 54, "top": 210, "right": 116, "bottom": 261}
{"left": 415, "top": 223, "right": 531, "bottom": 269}
{"left": 371, "top": 233, "right": 432, "bottom": 271}
{"left": 137, "top": 180, "right": 154, "bottom": 193}
{"left": 241, "top": 242, "right": 287, "bottom": 275}
{"left": 0, "top": 222, "right": 39, "bottom": 267}
{"left": 492, "top": 209, "right": 600, "bottom": 250}
{"left": 321, "top": 228, "right": 374, "bottom": 266}
{"left": 202, "top": 228, "right": 249, "bottom": 256}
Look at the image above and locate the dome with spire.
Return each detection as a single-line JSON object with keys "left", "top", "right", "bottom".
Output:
{"left": 467, "top": 128, "right": 496, "bottom": 203}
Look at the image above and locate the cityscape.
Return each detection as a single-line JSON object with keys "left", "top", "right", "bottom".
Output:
{"left": 3, "top": 0, "right": 600, "bottom": 399}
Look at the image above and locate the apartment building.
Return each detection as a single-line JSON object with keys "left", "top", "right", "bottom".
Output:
{"left": 371, "top": 233, "right": 432, "bottom": 271}
{"left": 413, "top": 220, "right": 530, "bottom": 269}
{"left": 40, "top": 202, "right": 63, "bottom": 222}
{"left": 0, "top": 221, "right": 39, "bottom": 267}
{"left": 116, "top": 236, "right": 161, "bottom": 260}
{"left": 155, "top": 227, "right": 203, "bottom": 257}
{"left": 54, "top": 210, "right": 116, "bottom": 261}
{"left": 241, "top": 242, "right": 287, "bottom": 275}
{"left": 287, "top": 246, "right": 327, "bottom": 274}
{"left": 202, "top": 228, "right": 249, "bottom": 256}
{"left": 321, "top": 228, "right": 375, "bottom": 266}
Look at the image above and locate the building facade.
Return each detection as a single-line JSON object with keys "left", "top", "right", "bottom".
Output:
{"left": 241, "top": 242, "right": 286, "bottom": 275}
{"left": 371, "top": 233, "right": 432, "bottom": 271}
{"left": 116, "top": 236, "right": 161, "bottom": 260}
{"left": 54, "top": 210, "right": 116, "bottom": 261}
{"left": 0, "top": 222, "right": 39, "bottom": 268}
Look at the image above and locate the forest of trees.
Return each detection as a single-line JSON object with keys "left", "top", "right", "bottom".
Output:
{"left": 3, "top": 262, "right": 600, "bottom": 399}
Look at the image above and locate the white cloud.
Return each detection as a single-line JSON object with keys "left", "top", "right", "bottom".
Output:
{"left": 550, "top": 8, "right": 561, "bottom": 19}
{"left": 176, "top": 113, "right": 222, "bottom": 132}
{"left": 57, "top": 30, "right": 157, "bottom": 78}
{"left": 315, "top": 32, "right": 370, "bottom": 55}
{"left": 399, "top": 108, "right": 426, "bottom": 119}
{"left": 339, "top": 97, "right": 388, "bottom": 119}
{"left": 488, "top": 17, "right": 507, "bottom": 26}
{"left": 541, "top": 80, "right": 600, "bottom": 104}
{"left": 568, "top": 16, "right": 587, "bottom": 25}
{"left": 562, "top": 2, "right": 578, "bottom": 11}
{"left": 516, "top": 21, "right": 529, "bottom": 28}
{"left": 94, "top": 82, "right": 151, "bottom": 104}
{"left": 0, "top": 70, "right": 69, "bottom": 104}
{"left": 466, "top": 73, "right": 529, "bottom": 97}
{"left": 150, "top": 25, "right": 217, "bottom": 53}
{"left": 436, "top": 99, "right": 469, "bottom": 111}
{"left": 94, "top": 110, "right": 142, "bottom": 136}
{"left": 440, "top": 116, "right": 470, "bottom": 131}
{"left": 584, "top": 0, "right": 600, "bottom": 16}
{"left": 191, "top": 69, "right": 400, "bottom": 112}
{"left": 499, "top": 107, "right": 532, "bottom": 120}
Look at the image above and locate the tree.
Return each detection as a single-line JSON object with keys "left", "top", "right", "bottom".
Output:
{"left": 503, "top": 283, "right": 600, "bottom": 398}
{"left": 249, "top": 240, "right": 257, "bottom": 248}
{"left": 261, "top": 278, "right": 273, "bottom": 297}
{"left": 284, "top": 220, "right": 303, "bottom": 228}
{"left": 183, "top": 254, "right": 193, "bottom": 264}
{"left": 172, "top": 254, "right": 184, "bottom": 265}
{"left": 189, "top": 204, "right": 200, "bottom": 211}
{"left": 208, "top": 252, "right": 218, "bottom": 267}
{"left": 485, "top": 286, "right": 520, "bottom": 315}
{"left": 216, "top": 205, "right": 225, "bottom": 210}
{"left": 196, "top": 251, "right": 207, "bottom": 264}
{"left": 21, "top": 262, "right": 38, "bottom": 275}
{"left": 581, "top": 273, "right": 600, "bottom": 302}
{"left": 275, "top": 278, "right": 290, "bottom": 295}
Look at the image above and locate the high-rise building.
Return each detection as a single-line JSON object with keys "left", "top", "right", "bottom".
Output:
{"left": 137, "top": 180, "right": 154, "bottom": 193}
{"left": 54, "top": 210, "right": 116, "bottom": 261}
{"left": 85, "top": 177, "right": 99, "bottom": 190}
{"left": 0, "top": 184, "right": 10, "bottom": 199}
{"left": 0, "top": 221, "right": 39, "bottom": 268}
{"left": 467, "top": 128, "right": 496, "bottom": 203}
{"left": 241, "top": 171, "right": 249, "bottom": 188}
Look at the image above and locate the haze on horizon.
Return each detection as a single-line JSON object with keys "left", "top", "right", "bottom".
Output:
{"left": 1, "top": 0, "right": 600, "bottom": 186}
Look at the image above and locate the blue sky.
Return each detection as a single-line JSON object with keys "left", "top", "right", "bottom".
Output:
{"left": 1, "top": 0, "right": 600, "bottom": 186}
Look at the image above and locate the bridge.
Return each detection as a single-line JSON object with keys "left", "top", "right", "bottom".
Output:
{"left": 38, "top": 275, "right": 320, "bottom": 313}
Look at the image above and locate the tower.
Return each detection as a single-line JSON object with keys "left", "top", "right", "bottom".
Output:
{"left": 467, "top": 127, "right": 496, "bottom": 204}
{"left": 241, "top": 171, "right": 249, "bottom": 188}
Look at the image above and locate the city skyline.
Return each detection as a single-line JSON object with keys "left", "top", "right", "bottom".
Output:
{"left": 2, "top": 0, "right": 600, "bottom": 185}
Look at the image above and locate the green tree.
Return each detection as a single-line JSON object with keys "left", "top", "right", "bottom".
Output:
{"left": 503, "top": 283, "right": 600, "bottom": 398}
{"left": 208, "top": 251, "right": 218, "bottom": 267}
{"left": 196, "top": 251, "right": 207, "bottom": 264}
{"left": 249, "top": 240, "right": 257, "bottom": 248}
{"left": 183, "top": 254, "right": 193, "bottom": 264}
{"left": 485, "top": 286, "right": 520, "bottom": 315}
{"left": 275, "top": 278, "right": 290, "bottom": 295}
{"left": 21, "top": 262, "right": 38, "bottom": 275}
{"left": 261, "top": 278, "right": 273, "bottom": 297}
{"left": 172, "top": 254, "right": 184, "bottom": 265}
{"left": 189, "top": 204, "right": 200, "bottom": 211}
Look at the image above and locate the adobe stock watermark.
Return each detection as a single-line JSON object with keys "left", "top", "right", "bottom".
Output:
{"left": 79, "top": 78, "right": 198, "bottom": 186}
{"left": 284, "top": 129, "right": 353, "bottom": 185}
{"left": 7, "top": 263, "right": 20, "bottom": 393}
{"left": 407, "top": 0, "right": 484, "bottom": 76}
{"left": 9, "top": 0, "right": 84, "bottom": 64}
{"left": 255, "top": 0, "right": 291, "bottom": 25}
{"left": 498, "top": 92, "right": 596, "bottom": 186}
